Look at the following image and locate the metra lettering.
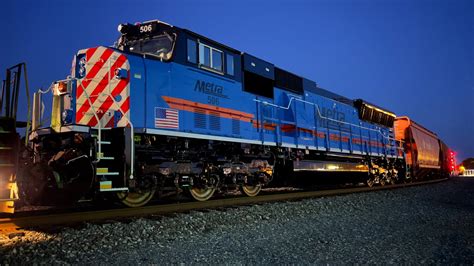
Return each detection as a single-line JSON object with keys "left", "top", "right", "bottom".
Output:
{"left": 316, "top": 107, "right": 349, "bottom": 130}
{"left": 317, "top": 107, "right": 346, "bottom": 123}
{"left": 194, "top": 80, "right": 228, "bottom": 98}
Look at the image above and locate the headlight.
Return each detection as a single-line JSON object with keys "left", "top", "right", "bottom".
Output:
{"left": 223, "top": 167, "right": 232, "bottom": 175}
{"left": 62, "top": 109, "right": 73, "bottom": 124}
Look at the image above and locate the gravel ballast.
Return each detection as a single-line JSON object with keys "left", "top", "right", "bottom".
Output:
{"left": 1, "top": 177, "right": 473, "bottom": 264}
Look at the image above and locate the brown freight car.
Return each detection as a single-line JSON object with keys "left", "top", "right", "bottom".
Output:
{"left": 394, "top": 116, "right": 449, "bottom": 179}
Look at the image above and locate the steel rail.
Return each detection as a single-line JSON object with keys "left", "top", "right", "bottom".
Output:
{"left": 0, "top": 178, "right": 448, "bottom": 235}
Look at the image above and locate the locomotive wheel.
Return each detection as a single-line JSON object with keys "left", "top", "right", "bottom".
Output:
{"left": 188, "top": 174, "right": 219, "bottom": 201}
{"left": 240, "top": 184, "right": 262, "bottom": 197}
{"left": 118, "top": 190, "right": 156, "bottom": 207}
{"left": 389, "top": 174, "right": 397, "bottom": 185}
{"left": 189, "top": 186, "right": 216, "bottom": 201}
{"left": 379, "top": 177, "right": 386, "bottom": 186}
{"left": 117, "top": 175, "right": 157, "bottom": 207}
{"left": 366, "top": 176, "right": 375, "bottom": 188}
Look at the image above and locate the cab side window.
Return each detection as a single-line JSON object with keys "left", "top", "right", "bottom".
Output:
{"left": 199, "top": 43, "right": 223, "bottom": 72}
{"left": 187, "top": 39, "right": 197, "bottom": 63}
{"left": 187, "top": 38, "right": 235, "bottom": 77}
{"left": 226, "top": 54, "right": 234, "bottom": 76}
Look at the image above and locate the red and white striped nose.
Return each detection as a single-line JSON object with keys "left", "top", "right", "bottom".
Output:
{"left": 73, "top": 46, "right": 131, "bottom": 128}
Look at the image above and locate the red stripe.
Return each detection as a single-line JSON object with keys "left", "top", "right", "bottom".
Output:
{"left": 76, "top": 48, "right": 113, "bottom": 99}
{"left": 105, "top": 116, "right": 115, "bottom": 127}
{"left": 87, "top": 77, "right": 129, "bottom": 127}
{"left": 88, "top": 116, "right": 97, "bottom": 126}
{"left": 76, "top": 54, "right": 127, "bottom": 123}
{"left": 78, "top": 48, "right": 113, "bottom": 98}
{"left": 120, "top": 97, "right": 130, "bottom": 114}
{"left": 88, "top": 99, "right": 114, "bottom": 127}
{"left": 87, "top": 54, "right": 126, "bottom": 100}
{"left": 75, "top": 47, "right": 97, "bottom": 98}
{"left": 101, "top": 96, "right": 130, "bottom": 128}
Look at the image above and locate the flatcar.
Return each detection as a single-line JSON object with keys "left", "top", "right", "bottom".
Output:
{"left": 0, "top": 19, "right": 452, "bottom": 212}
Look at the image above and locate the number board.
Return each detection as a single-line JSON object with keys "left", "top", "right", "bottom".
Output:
{"left": 139, "top": 23, "right": 154, "bottom": 34}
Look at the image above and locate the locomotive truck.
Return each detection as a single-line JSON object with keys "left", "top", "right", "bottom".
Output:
{"left": 0, "top": 20, "right": 454, "bottom": 213}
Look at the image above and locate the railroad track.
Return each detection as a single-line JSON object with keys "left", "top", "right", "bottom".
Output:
{"left": 0, "top": 178, "right": 448, "bottom": 235}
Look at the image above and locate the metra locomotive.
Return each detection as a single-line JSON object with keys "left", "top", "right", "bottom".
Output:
{"left": 0, "top": 20, "right": 454, "bottom": 212}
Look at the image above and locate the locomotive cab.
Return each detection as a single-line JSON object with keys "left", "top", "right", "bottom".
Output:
{"left": 117, "top": 20, "right": 177, "bottom": 62}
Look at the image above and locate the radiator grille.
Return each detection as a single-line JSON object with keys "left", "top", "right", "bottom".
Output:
{"left": 209, "top": 112, "right": 221, "bottom": 131}
{"left": 232, "top": 119, "right": 240, "bottom": 135}
{"left": 194, "top": 108, "right": 206, "bottom": 129}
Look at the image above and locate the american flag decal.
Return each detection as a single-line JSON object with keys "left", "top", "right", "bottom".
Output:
{"left": 155, "top": 107, "right": 179, "bottom": 129}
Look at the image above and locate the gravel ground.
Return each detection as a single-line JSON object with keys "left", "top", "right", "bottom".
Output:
{"left": 1, "top": 177, "right": 473, "bottom": 264}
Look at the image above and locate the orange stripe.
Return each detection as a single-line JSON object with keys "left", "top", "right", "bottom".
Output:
{"left": 252, "top": 121, "right": 277, "bottom": 131}
{"left": 280, "top": 124, "right": 296, "bottom": 133}
{"left": 162, "top": 96, "right": 254, "bottom": 122}
{"left": 299, "top": 128, "right": 313, "bottom": 134}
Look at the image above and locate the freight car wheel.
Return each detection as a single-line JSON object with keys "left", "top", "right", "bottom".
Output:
{"left": 240, "top": 184, "right": 262, "bottom": 197}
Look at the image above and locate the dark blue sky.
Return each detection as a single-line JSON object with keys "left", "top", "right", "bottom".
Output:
{"left": 1, "top": 0, "right": 473, "bottom": 161}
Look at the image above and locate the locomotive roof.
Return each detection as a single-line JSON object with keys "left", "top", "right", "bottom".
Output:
{"left": 120, "top": 20, "right": 392, "bottom": 109}
{"left": 308, "top": 86, "right": 355, "bottom": 106}
{"left": 182, "top": 28, "right": 241, "bottom": 54}
{"left": 354, "top": 99, "right": 396, "bottom": 117}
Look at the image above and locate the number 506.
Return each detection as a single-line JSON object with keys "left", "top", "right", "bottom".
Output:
{"left": 140, "top": 25, "right": 152, "bottom": 33}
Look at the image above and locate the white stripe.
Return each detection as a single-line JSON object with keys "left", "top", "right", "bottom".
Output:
{"left": 79, "top": 53, "right": 127, "bottom": 125}
{"left": 77, "top": 47, "right": 118, "bottom": 106}
{"left": 156, "top": 126, "right": 179, "bottom": 128}
{"left": 156, "top": 122, "right": 179, "bottom": 126}
{"left": 145, "top": 128, "right": 263, "bottom": 145}
{"left": 156, "top": 121, "right": 178, "bottom": 124}
{"left": 117, "top": 110, "right": 130, "bottom": 127}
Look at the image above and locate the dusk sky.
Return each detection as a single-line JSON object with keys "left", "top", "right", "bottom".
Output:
{"left": 1, "top": 0, "right": 473, "bottom": 161}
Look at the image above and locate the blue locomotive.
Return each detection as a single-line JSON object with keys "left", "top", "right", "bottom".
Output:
{"left": 7, "top": 20, "right": 407, "bottom": 209}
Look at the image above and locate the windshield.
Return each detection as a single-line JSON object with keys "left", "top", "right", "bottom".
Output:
{"left": 124, "top": 33, "right": 176, "bottom": 61}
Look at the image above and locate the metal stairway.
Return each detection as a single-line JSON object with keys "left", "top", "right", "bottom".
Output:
{"left": 92, "top": 128, "right": 128, "bottom": 192}
{"left": 0, "top": 118, "right": 20, "bottom": 213}
{"left": 0, "top": 63, "right": 29, "bottom": 213}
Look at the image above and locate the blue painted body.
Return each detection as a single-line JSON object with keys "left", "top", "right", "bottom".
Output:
{"left": 117, "top": 51, "right": 398, "bottom": 158}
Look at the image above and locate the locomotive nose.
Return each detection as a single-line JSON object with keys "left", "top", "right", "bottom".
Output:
{"left": 72, "top": 47, "right": 131, "bottom": 128}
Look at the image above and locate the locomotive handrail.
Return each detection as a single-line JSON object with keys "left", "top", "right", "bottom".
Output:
{"left": 37, "top": 81, "right": 56, "bottom": 94}
{"left": 77, "top": 81, "right": 103, "bottom": 163}
{"left": 32, "top": 78, "right": 104, "bottom": 162}
{"left": 253, "top": 97, "right": 395, "bottom": 141}
{"left": 35, "top": 70, "right": 135, "bottom": 180}
{"left": 105, "top": 59, "right": 134, "bottom": 180}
